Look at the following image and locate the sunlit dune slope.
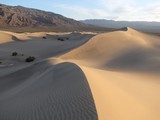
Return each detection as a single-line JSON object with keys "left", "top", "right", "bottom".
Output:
{"left": 80, "top": 66, "right": 160, "bottom": 120}
{"left": 61, "top": 28, "right": 160, "bottom": 71}
{"left": 59, "top": 28, "right": 160, "bottom": 120}
{"left": 0, "top": 31, "right": 20, "bottom": 43}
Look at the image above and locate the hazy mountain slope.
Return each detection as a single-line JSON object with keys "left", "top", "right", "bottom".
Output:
{"left": 0, "top": 4, "right": 84, "bottom": 27}
{"left": 82, "top": 19, "right": 160, "bottom": 33}
{"left": 0, "top": 4, "right": 115, "bottom": 32}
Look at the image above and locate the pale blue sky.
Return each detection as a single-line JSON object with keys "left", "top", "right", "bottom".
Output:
{"left": 1, "top": 0, "right": 160, "bottom": 21}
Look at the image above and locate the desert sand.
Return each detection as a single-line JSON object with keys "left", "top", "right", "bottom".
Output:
{"left": 0, "top": 28, "right": 160, "bottom": 120}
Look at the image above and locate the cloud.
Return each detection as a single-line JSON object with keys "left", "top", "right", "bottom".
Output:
{"left": 148, "top": 5, "right": 160, "bottom": 15}
{"left": 113, "top": 6, "right": 135, "bottom": 14}
{"left": 141, "top": 5, "right": 160, "bottom": 21}
{"left": 54, "top": 4, "right": 109, "bottom": 20}
{"left": 99, "top": 0, "right": 135, "bottom": 14}
{"left": 98, "top": 0, "right": 160, "bottom": 21}
{"left": 53, "top": 0, "right": 160, "bottom": 21}
{"left": 114, "top": 4, "right": 160, "bottom": 21}
{"left": 99, "top": 0, "right": 133, "bottom": 10}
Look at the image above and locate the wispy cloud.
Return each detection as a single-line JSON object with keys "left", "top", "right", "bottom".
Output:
{"left": 1, "top": 0, "right": 159, "bottom": 21}
{"left": 100, "top": 0, "right": 126, "bottom": 9}
{"left": 53, "top": 0, "right": 160, "bottom": 21}
{"left": 98, "top": 0, "right": 160, "bottom": 21}
{"left": 54, "top": 4, "right": 109, "bottom": 20}
{"left": 139, "top": 5, "right": 160, "bottom": 21}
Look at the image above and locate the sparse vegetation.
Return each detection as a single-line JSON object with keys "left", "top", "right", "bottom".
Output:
{"left": 120, "top": 27, "right": 128, "bottom": 31}
{"left": 25, "top": 56, "right": 36, "bottom": 62}
{"left": 42, "top": 36, "right": 47, "bottom": 39}
{"left": 11, "top": 52, "right": 35, "bottom": 63}
{"left": 57, "top": 38, "right": 65, "bottom": 41}
{"left": 12, "top": 52, "right": 18, "bottom": 56}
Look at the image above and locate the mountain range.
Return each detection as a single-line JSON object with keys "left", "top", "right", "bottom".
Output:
{"left": 1, "top": 3, "right": 159, "bottom": 33}
{"left": 0, "top": 4, "right": 84, "bottom": 27}
{"left": 0, "top": 4, "right": 86, "bottom": 32}
{"left": 0, "top": 4, "right": 116, "bottom": 32}
{"left": 81, "top": 19, "right": 160, "bottom": 33}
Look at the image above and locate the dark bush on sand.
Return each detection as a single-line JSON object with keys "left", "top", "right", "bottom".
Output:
{"left": 12, "top": 52, "right": 18, "bottom": 56}
{"left": 25, "top": 56, "right": 36, "bottom": 62}
{"left": 57, "top": 38, "right": 65, "bottom": 41}
{"left": 42, "top": 36, "right": 47, "bottom": 39}
{"left": 120, "top": 27, "right": 128, "bottom": 31}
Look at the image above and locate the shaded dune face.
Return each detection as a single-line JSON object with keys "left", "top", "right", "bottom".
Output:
{"left": 0, "top": 62, "right": 98, "bottom": 120}
{"left": 105, "top": 48, "right": 160, "bottom": 71}
{"left": 61, "top": 28, "right": 160, "bottom": 71}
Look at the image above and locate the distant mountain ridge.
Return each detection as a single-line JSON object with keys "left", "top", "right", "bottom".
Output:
{"left": 82, "top": 19, "right": 160, "bottom": 33}
{"left": 0, "top": 4, "right": 84, "bottom": 27}
{"left": 0, "top": 4, "right": 115, "bottom": 32}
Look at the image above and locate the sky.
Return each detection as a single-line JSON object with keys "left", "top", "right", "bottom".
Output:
{"left": 1, "top": 0, "right": 160, "bottom": 22}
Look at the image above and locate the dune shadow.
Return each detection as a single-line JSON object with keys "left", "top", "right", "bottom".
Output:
{"left": 105, "top": 48, "right": 160, "bottom": 72}
{"left": 0, "top": 60, "right": 98, "bottom": 120}
{"left": 11, "top": 36, "right": 22, "bottom": 42}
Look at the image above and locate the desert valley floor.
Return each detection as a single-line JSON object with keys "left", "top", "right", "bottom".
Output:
{"left": 0, "top": 28, "right": 160, "bottom": 120}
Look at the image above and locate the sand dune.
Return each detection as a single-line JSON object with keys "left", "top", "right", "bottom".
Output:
{"left": 0, "top": 31, "right": 20, "bottom": 43}
{"left": 0, "top": 32, "right": 93, "bottom": 61}
{"left": 0, "top": 28, "right": 160, "bottom": 120}
{"left": 0, "top": 31, "right": 98, "bottom": 120}
{"left": 0, "top": 62, "right": 98, "bottom": 120}
{"left": 61, "top": 28, "right": 160, "bottom": 71}
{"left": 80, "top": 66, "right": 160, "bottom": 120}
{"left": 60, "top": 28, "right": 160, "bottom": 120}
